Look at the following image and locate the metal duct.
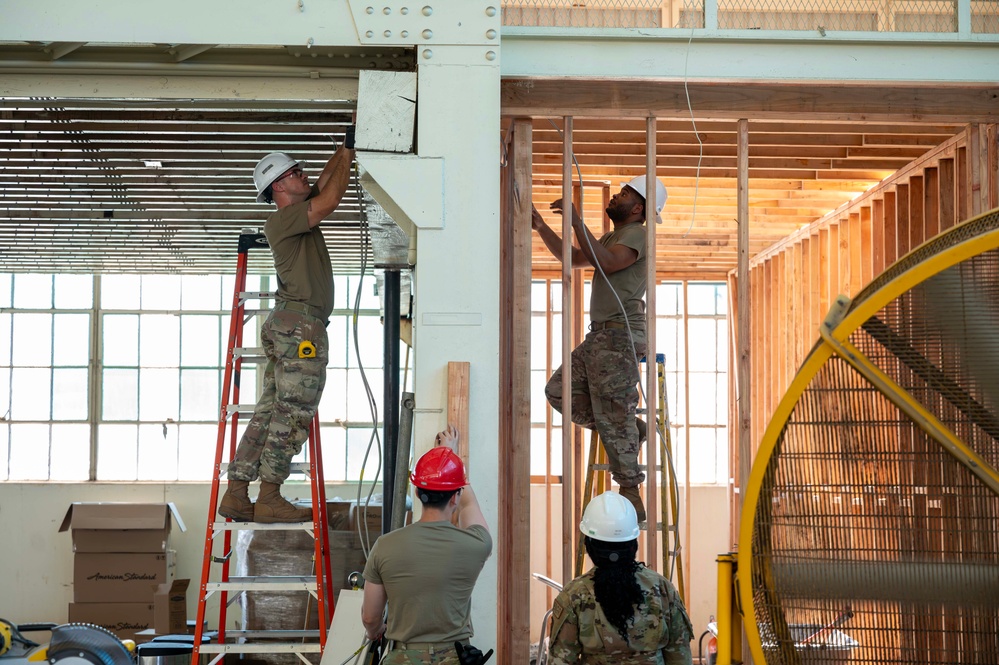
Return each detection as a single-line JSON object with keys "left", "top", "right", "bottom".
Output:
{"left": 360, "top": 186, "right": 410, "bottom": 269}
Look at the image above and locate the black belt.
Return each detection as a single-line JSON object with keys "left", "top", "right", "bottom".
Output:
{"left": 274, "top": 300, "right": 327, "bottom": 324}
{"left": 392, "top": 639, "right": 468, "bottom": 651}
{"left": 589, "top": 320, "right": 628, "bottom": 331}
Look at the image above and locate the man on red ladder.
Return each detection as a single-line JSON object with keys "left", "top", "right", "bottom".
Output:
{"left": 218, "top": 128, "right": 355, "bottom": 523}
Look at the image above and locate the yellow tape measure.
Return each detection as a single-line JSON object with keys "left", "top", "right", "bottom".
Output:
{"left": 298, "top": 341, "right": 316, "bottom": 358}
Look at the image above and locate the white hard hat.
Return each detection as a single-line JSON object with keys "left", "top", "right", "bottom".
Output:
{"left": 621, "top": 174, "right": 668, "bottom": 221}
{"left": 579, "top": 491, "right": 640, "bottom": 542}
{"left": 253, "top": 152, "right": 300, "bottom": 203}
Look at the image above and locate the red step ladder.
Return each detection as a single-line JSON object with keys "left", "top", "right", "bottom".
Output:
{"left": 192, "top": 230, "right": 335, "bottom": 665}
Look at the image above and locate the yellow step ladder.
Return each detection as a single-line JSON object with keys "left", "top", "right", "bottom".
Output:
{"left": 574, "top": 353, "right": 685, "bottom": 601}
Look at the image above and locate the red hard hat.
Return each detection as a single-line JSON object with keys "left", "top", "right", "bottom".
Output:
{"left": 410, "top": 447, "right": 467, "bottom": 491}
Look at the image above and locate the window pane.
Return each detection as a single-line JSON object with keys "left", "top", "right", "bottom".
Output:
{"left": 688, "top": 283, "right": 723, "bottom": 316}
{"left": 103, "top": 315, "right": 139, "bottom": 366}
{"left": 346, "top": 426, "right": 379, "bottom": 481}
{"left": 689, "top": 427, "right": 724, "bottom": 484}
{"left": 180, "top": 369, "right": 220, "bottom": 421}
{"left": 181, "top": 315, "right": 221, "bottom": 367}
{"left": 12, "top": 313, "right": 52, "bottom": 367}
{"left": 141, "top": 275, "right": 181, "bottom": 310}
{"left": 101, "top": 275, "right": 140, "bottom": 310}
{"left": 530, "top": 318, "right": 548, "bottom": 371}
{"left": 103, "top": 368, "right": 138, "bottom": 419}
{"left": 351, "top": 317, "right": 384, "bottom": 369}
{"left": 13, "top": 274, "right": 52, "bottom": 309}
{"left": 530, "top": 281, "right": 548, "bottom": 312}
{"left": 0, "top": 367, "right": 9, "bottom": 417}
{"left": 11, "top": 368, "right": 51, "bottom": 420}
{"left": 0, "top": 313, "right": 10, "bottom": 365}
{"left": 0, "top": 274, "right": 11, "bottom": 308}
{"left": 688, "top": 373, "right": 720, "bottom": 425}
{"left": 177, "top": 423, "right": 217, "bottom": 480}
{"left": 140, "top": 368, "right": 180, "bottom": 421}
{"left": 53, "top": 314, "right": 90, "bottom": 366}
{"left": 54, "top": 275, "right": 93, "bottom": 309}
{"left": 0, "top": 424, "right": 8, "bottom": 479}
{"left": 53, "top": 368, "right": 88, "bottom": 420}
{"left": 181, "top": 275, "right": 222, "bottom": 311}
{"left": 138, "top": 423, "right": 179, "bottom": 480}
{"left": 319, "top": 368, "right": 348, "bottom": 422}
{"left": 96, "top": 424, "right": 138, "bottom": 480}
{"left": 348, "top": 275, "right": 381, "bottom": 310}
{"left": 319, "top": 426, "right": 347, "bottom": 482}
{"left": 327, "top": 318, "right": 348, "bottom": 368}
{"left": 688, "top": 319, "right": 718, "bottom": 372}
{"left": 8, "top": 423, "right": 50, "bottom": 480}
{"left": 657, "top": 282, "right": 681, "bottom": 316}
{"left": 530, "top": 370, "right": 550, "bottom": 424}
{"left": 49, "top": 423, "right": 90, "bottom": 480}
{"left": 140, "top": 315, "right": 180, "bottom": 367}
{"left": 347, "top": 369, "right": 381, "bottom": 422}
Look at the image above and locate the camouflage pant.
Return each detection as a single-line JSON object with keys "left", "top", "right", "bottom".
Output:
{"left": 381, "top": 643, "right": 461, "bottom": 665}
{"left": 545, "top": 328, "right": 647, "bottom": 487}
{"left": 228, "top": 308, "right": 328, "bottom": 483}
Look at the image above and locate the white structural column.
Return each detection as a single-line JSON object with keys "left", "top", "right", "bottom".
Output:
{"left": 644, "top": 117, "right": 658, "bottom": 567}
{"left": 407, "top": 32, "right": 502, "bottom": 657}
{"left": 561, "top": 116, "right": 574, "bottom": 584}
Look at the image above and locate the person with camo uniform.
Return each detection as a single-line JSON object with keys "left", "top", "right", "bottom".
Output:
{"left": 548, "top": 491, "right": 693, "bottom": 665}
{"left": 532, "top": 175, "right": 667, "bottom": 523}
{"left": 217, "top": 128, "right": 355, "bottom": 524}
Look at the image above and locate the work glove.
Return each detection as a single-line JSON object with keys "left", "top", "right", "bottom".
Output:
{"left": 454, "top": 641, "right": 493, "bottom": 665}
{"left": 344, "top": 124, "right": 356, "bottom": 149}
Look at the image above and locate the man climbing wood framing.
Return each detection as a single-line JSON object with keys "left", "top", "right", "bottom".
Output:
{"left": 531, "top": 174, "right": 667, "bottom": 523}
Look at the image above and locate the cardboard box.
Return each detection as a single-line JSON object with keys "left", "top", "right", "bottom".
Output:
{"left": 349, "top": 504, "right": 410, "bottom": 535}
{"left": 60, "top": 502, "right": 186, "bottom": 553}
{"left": 153, "top": 579, "right": 189, "bottom": 635}
{"left": 68, "top": 602, "right": 154, "bottom": 642}
{"left": 74, "top": 551, "right": 175, "bottom": 603}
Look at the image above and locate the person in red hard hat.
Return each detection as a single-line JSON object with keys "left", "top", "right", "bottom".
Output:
{"left": 361, "top": 425, "right": 493, "bottom": 665}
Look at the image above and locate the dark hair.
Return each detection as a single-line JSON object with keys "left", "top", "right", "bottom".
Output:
{"left": 416, "top": 487, "right": 459, "bottom": 509}
{"left": 584, "top": 536, "right": 643, "bottom": 639}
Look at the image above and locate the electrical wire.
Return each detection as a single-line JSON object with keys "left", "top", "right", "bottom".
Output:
{"left": 351, "top": 167, "right": 383, "bottom": 558}
{"left": 680, "top": 20, "right": 704, "bottom": 239}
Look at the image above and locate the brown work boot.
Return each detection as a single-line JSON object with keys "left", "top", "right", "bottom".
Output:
{"left": 636, "top": 417, "right": 648, "bottom": 447}
{"left": 254, "top": 481, "right": 313, "bottom": 523}
{"left": 619, "top": 485, "right": 647, "bottom": 523}
{"left": 218, "top": 480, "right": 254, "bottom": 521}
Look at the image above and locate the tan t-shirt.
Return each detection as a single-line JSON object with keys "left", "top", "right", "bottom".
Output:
{"left": 263, "top": 184, "right": 334, "bottom": 319}
{"left": 589, "top": 222, "right": 647, "bottom": 343}
{"left": 363, "top": 521, "right": 492, "bottom": 643}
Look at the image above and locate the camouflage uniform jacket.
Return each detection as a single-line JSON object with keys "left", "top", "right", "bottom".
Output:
{"left": 548, "top": 566, "right": 693, "bottom": 665}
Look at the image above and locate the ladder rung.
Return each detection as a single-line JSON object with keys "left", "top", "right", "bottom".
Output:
{"left": 199, "top": 644, "right": 321, "bottom": 654}
{"left": 213, "top": 521, "right": 314, "bottom": 532}
{"left": 232, "top": 347, "right": 267, "bottom": 363}
{"left": 206, "top": 576, "right": 317, "bottom": 592}
{"left": 638, "top": 522, "right": 665, "bottom": 531}
{"left": 220, "top": 630, "right": 321, "bottom": 639}
{"left": 238, "top": 291, "right": 277, "bottom": 301}
{"left": 224, "top": 403, "right": 259, "bottom": 414}
{"left": 218, "top": 462, "right": 312, "bottom": 474}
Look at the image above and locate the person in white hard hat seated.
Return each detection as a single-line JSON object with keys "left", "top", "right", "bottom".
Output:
{"left": 547, "top": 491, "right": 693, "bottom": 665}
{"left": 217, "top": 127, "right": 355, "bottom": 524}
{"left": 531, "top": 175, "right": 667, "bottom": 522}
{"left": 361, "top": 425, "right": 493, "bottom": 665}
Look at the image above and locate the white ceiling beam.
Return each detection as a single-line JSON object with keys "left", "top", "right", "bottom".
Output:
{"left": 500, "top": 30, "right": 999, "bottom": 84}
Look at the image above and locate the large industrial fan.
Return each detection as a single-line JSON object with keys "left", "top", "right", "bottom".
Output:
{"left": 739, "top": 208, "right": 999, "bottom": 664}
